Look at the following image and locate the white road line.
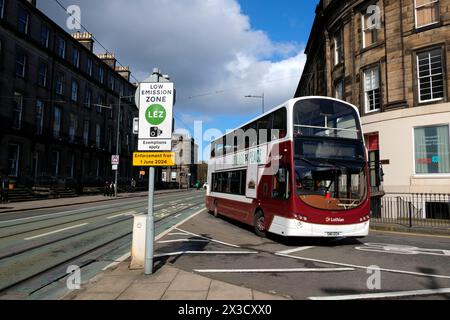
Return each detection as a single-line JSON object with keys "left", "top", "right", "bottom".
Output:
{"left": 154, "top": 250, "right": 258, "bottom": 258}
{"left": 24, "top": 223, "right": 88, "bottom": 241}
{"left": 175, "top": 228, "right": 241, "bottom": 248}
{"left": 275, "top": 253, "right": 450, "bottom": 280}
{"left": 194, "top": 267, "right": 355, "bottom": 273}
{"left": 308, "top": 288, "right": 450, "bottom": 300}
{"left": 167, "top": 232, "right": 189, "bottom": 236}
{"left": 101, "top": 252, "right": 131, "bottom": 271}
{"left": 155, "top": 208, "right": 206, "bottom": 241}
{"left": 277, "top": 246, "right": 315, "bottom": 255}
{"left": 157, "top": 239, "right": 210, "bottom": 244}
{"left": 0, "top": 199, "right": 145, "bottom": 224}
{"left": 106, "top": 211, "right": 136, "bottom": 219}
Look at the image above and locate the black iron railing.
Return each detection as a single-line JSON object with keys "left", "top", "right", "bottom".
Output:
{"left": 371, "top": 193, "right": 450, "bottom": 229}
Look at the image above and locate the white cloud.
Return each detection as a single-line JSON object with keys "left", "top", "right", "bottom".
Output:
{"left": 38, "top": 0, "right": 306, "bottom": 116}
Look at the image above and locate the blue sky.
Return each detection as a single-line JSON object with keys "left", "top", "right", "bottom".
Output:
{"left": 38, "top": 0, "right": 318, "bottom": 159}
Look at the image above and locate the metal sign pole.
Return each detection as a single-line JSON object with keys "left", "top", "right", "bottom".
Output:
{"left": 144, "top": 166, "right": 155, "bottom": 275}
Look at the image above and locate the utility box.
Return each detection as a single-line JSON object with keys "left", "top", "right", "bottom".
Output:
{"left": 129, "top": 214, "right": 147, "bottom": 269}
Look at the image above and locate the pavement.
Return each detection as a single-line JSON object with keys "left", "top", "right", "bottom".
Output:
{"left": 0, "top": 189, "right": 188, "bottom": 214}
{"left": 63, "top": 260, "right": 288, "bottom": 300}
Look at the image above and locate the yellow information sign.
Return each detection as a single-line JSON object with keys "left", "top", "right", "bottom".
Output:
{"left": 133, "top": 152, "right": 175, "bottom": 167}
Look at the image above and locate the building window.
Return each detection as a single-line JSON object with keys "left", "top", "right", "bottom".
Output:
{"left": 333, "top": 31, "right": 343, "bottom": 66}
{"left": 363, "top": 67, "right": 381, "bottom": 113}
{"left": 36, "top": 100, "right": 44, "bottom": 135}
{"left": 99, "top": 67, "right": 104, "bottom": 84}
{"left": 55, "top": 72, "right": 64, "bottom": 95}
{"left": 95, "top": 124, "right": 101, "bottom": 148}
{"left": 84, "top": 88, "right": 92, "bottom": 108}
{"left": 417, "top": 48, "right": 444, "bottom": 103}
{"left": 38, "top": 62, "right": 47, "bottom": 87}
{"left": 71, "top": 80, "right": 78, "bottom": 102}
{"left": 110, "top": 75, "right": 115, "bottom": 91}
{"left": 69, "top": 113, "right": 77, "bottom": 142}
{"left": 17, "top": 7, "right": 29, "bottom": 34}
{"left": 86, "top": 58, "right": 93, "bottom": 76}
{"left": 13, "top": 92, "right": 23, "bottom": 130}
{"left": 50, "top": 151, "right": 60, "bottom": 177}
{"left": 96, "top": 95, "right": 104, "bottom": 113}
{"left": 414, "top": 125, "right": 450, "bottom": 174}
{"left": 72, "top": 47, "right": 80, "bottom": 68}
{"left": 67, "top": 152, "right": 75, "bottom": 177}
{"left": 40, "top": 24, "right": 50, "bottom": 48}
{"left": 8, "top": 144, "right": 20, "bottom": 177}
{"left": 56, "top": 37, "right": 66, "bottom": 58}
{"left": 415, "top": 0, "right": 440, "bottom": 28}
{"left": 335, "top": 80, "right": 344, "bottom": 100}
{"left": 15, "top": 50, "right": 26, "bottom": 78}
{"left": 0, "top": 0, "right": 5, "bottom": 19}
{"left": 53, "top": 106, "right": 62, "bottom": 138}
{"left": 362, "top": 10, "right": 378, "bottom": 48}
{"left": 83, "top": 120, "right": 90, "bottom": 146}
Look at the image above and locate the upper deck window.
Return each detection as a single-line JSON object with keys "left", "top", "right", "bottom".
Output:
{"left": 293, "top": 99, "right": 361, "bottom": 140}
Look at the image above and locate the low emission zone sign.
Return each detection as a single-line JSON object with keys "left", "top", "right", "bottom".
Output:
{"left": 133, "top": 152, "right": 175, "bottom": 167}
{"left": 138, "top": 82, "right": 174, "bottom": 151}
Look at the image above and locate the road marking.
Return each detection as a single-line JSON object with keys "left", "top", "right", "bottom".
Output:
{"left": 154, "top": 250, "right": 258, "bottom": 258}
{"left": 155, "top": 208, "right": 206, "bottom": 241}
{"left": 0, "top": 199, "right": 146, "bottom": 225}
{"left": 275, "top": 252, "right": 450, "bottom": 279}
{"left": 167, "top": 232, "right": 190, "bottom": 236}
{"left": 355, "top": 243, "right": 450, "bottom": 257}
{"left": 24, "top": 223, "right": 88, "bottom": 241}
{"left": 308, "top": 288, "right": 450, "bottom": 300}
{"left": 194, "top": 267, "right": 355, "bottom": 273}
{"left": 175, "top": 228, "right": 241, "bottom": 248}
{"left": 277, "top": 246, "right": 315, "bottom": 255}
{"left": 371, "top": 229, "right": 450, "bottom": 240}
{"left": 106, "top": 211, "right": 136, "bottom": 219}
{"left": 102, "top": 252, "right": 131, "bottom": 271}
{"left": 157, "top": 239, "right": 210, "bottom": 244}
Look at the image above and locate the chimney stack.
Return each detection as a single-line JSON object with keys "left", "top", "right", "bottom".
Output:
{"left": 115, "top": 66, "right": 131, "bottom": 82}
{"left": 97, "top": 53, "right": 117, "bottom": 69}
{"left": 72, "top": 32, "right": 94, "bottom": 52}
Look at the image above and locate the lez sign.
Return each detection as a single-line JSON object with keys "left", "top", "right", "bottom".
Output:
{"left": 138, "top": 82, "right": 174, "bottom": 151}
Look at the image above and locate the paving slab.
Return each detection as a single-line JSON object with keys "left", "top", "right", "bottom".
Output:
{"left": 162, "top": 290, "right": 208, "bottom": 300}
{"left": 117, "top": 282, "right": 170, "bottom": 300}
{"left": 167, "top": 272, "right": 211, "bottom": 292}
{"left": 73, "top": 292, "right": 121, "bottom": 300}
{"left": 207, "top": 280, "right": 253, "bottom": 300}
{"left": 84, "top": 275, "right": 137, "bottom": 294}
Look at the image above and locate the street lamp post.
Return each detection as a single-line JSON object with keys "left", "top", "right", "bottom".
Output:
{"left": 245, "top": 93, "right": 265, "bottom": 114}
{"left": 93, "top": 93, "right": 135, "bottom": 198}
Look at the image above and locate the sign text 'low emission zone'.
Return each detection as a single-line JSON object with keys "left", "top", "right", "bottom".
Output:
{"left": 133, "top": 152, "right": 175, "bottom": 167}
{"left": 138, "top": 82, "right": 174, "bottom": 151}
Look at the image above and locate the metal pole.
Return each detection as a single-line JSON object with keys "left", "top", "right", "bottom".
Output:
{"left": 114, "top": 95, "right": 121, "bottom": 197}
{"left": 262, "top": 92, "right": 265, "bottom": 114}
{"left": 144, "top": 167, "right": 155, "bottom": 275}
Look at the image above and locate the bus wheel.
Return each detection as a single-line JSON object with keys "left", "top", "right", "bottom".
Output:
{"left": 254, "top": 211, "right": 267, "bottom": 238}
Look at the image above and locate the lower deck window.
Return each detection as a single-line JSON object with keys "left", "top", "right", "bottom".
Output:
{"left": 212, "top": 170, "right": 246, "bottom": 196}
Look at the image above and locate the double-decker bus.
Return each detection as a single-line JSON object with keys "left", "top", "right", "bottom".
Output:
{"left": 205, "top": 97, "right": 370, "bottom": 238}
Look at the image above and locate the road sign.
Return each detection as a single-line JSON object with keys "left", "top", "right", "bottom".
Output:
{"left": 133, "top": 152, "right": 175, "bottom": 167}
{"left": 138, "top": 82, "right": 174, "bottom": 151}
{"left": 111, "top": 155, "right": 120, "bottom": 165}
{"left": 112, "top": 164, "right": 118, "bottom": 171}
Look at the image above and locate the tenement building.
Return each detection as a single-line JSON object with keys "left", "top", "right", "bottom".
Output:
{"left": 295, "top": 0, "right": 450, "bottom": 208}
{"left": 0, "top": 0, "right": 139, "bottom": 197}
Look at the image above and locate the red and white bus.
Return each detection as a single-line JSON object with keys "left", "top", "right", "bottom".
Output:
{"left": 206, "top": 97, "right": 370, "bottom": 238}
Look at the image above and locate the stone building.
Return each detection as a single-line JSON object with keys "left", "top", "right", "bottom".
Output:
{"left": 161, "top": 133, "right": 198, "bottom": 189}
{"left": 0, "top": 0, "right": 139, "bottom": 198}
{"left": 295, "top": 0, "right": 450, "bottom": 203}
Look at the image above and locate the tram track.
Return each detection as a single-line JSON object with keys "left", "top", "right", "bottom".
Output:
{"left": 0, "top": 194, "right": 205, "bottom": 296}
